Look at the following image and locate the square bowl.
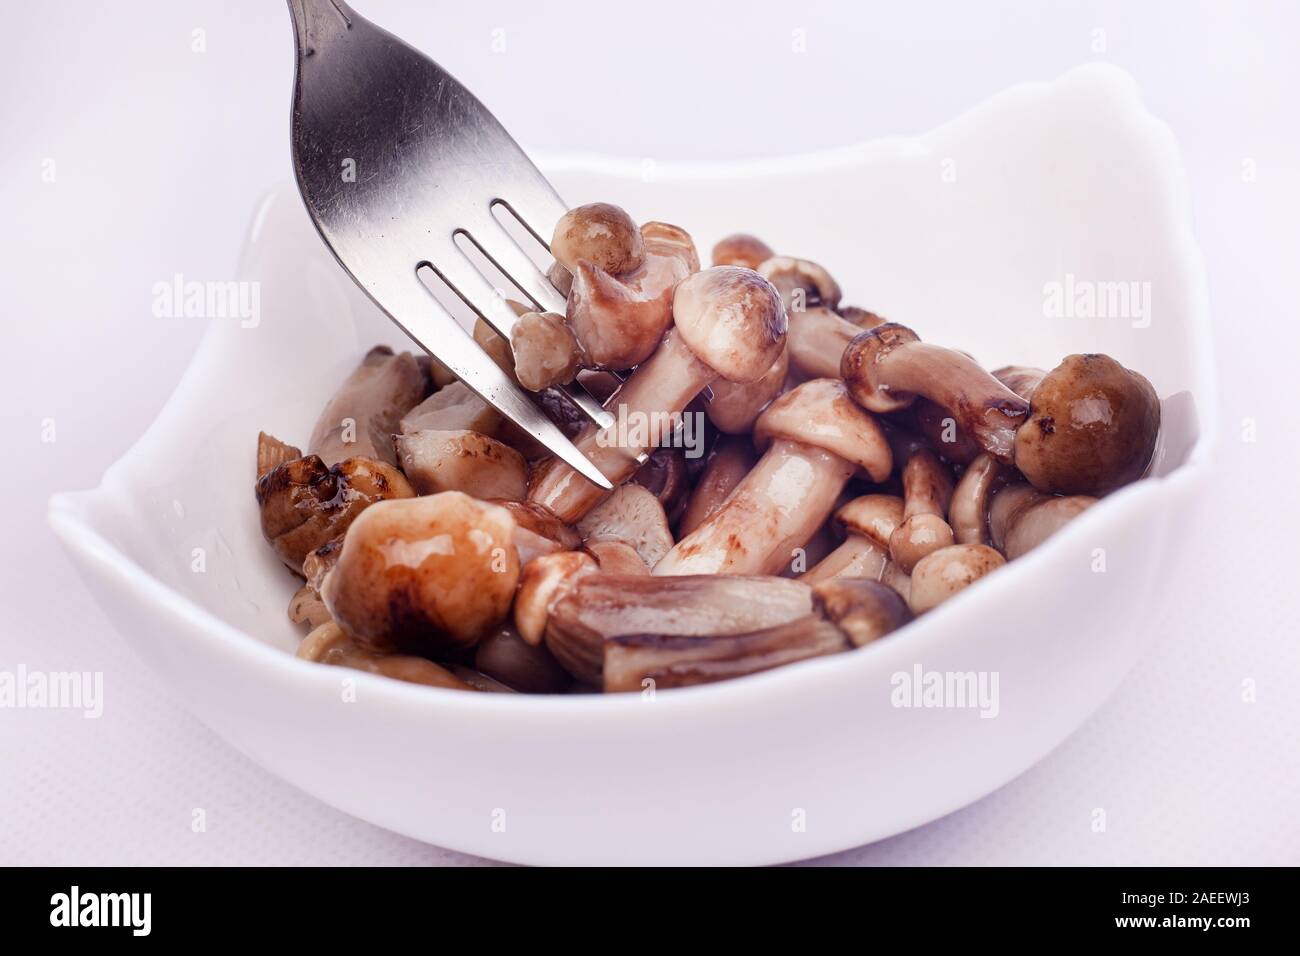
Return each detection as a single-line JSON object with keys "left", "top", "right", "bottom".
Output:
{"left": 50, "top": 64, "right": 1215, "bottom": 865}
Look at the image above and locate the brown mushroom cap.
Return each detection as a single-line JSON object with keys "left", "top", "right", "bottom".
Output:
{"left": 757, "top": 256, "right": 842, "bottom": 312}
{"left": 1015, "top": 353, "right": 1160, "bottom": 496}
{"left": 908, "top": 543, "right": 1006, "bottom": 614}
{"left": 551, "top": 202, "right": 645, "bottom": 276}
{"left": 322, "top": 492, "right": 520, "bottom": 654}
{"left": 671, "top": 266, "right": 788, "bottom": 383}
{"left": 811, "top": 577, "right": 913, "bottom": 647}
{"left": 840, "top": 322, "right": 922, "bottom": 413}
{"left": 255, "top": 454, "right": 414, "bottom": 572}
{"left": 711, "top": 233, "right": 775, "bottom": 270}
{"left": 513, "top": 550, "right": 599, "bottom": 646}
{"left": 754, "top": 378, "right": 893, "bottom": 482}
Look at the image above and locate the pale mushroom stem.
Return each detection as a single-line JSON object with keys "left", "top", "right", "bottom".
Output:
{"left": 949, "top": 453, "right": 1005, "bottom": 545}
{"left": 800, "top": 536, "right": 889, "bottom": 585}
{"left": 529, "top": 330, "right": 715, "bottom": 523}
{"left": 654, "top": 439, "right": 855, "bottom": 577}
{"left": 876, "top": 342, "right": 1029, "bottom": 462}
{"left": 787, "top": 309, "right": 862, "bottom": 378}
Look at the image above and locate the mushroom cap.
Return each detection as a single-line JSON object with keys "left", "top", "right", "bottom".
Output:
{"left": 757, "top": 256, "right": 842, "bottom": 311}
{"left": 322, "top": 492, "right": 520, "bottom": 654}
{"left": 1003, "top": 495, "right": 1097, "bottom": 560}
{"left": 890, "top": 513, "right": 957, "bottom": 573}
{"left": 576, "top": 484, "right": 675, "bottom": 569}
{"left": 513, "top": 550, "right": 599, "bottom": 646}
{"left": 1014, "top": 353, "right": 1160, "bottom": 495}
{"left": 834, "top": 494, "right": 905, "bottom": 549}
{"left": 671, "top": 266, "right": 788, "bottom": 383}
{"left": 705, "top": 346, "right": 789, "bottom": 434}
{"left": 811, "top": 578, "right": 913, "bottom": 647}
{"left": 641, "top": 221, "right": 701, "bottom": 273}
{"left": 754, "top": 378, "right": 893, "bottom": 482}
{"left": 551, "top": 202, "right": 645, "bottom": 276}
{"left": 711, "top": 233, "right": 775, "bottom": 270}
{"left": 394, "top": 429, "right": 527, "bottom": 500}
{"left": 908, "top": 543, "right": 1006, "bottom": 614}
{"left": 585, "top": 539, "right": 652, "bottom": 575}
{"left": 840, "top": 322, "right": 922, "bottom": 413}
{"left": 510, "top": 310, "right": 582, "bottom": 392}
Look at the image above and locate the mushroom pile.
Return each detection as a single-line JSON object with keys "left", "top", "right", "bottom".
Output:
{"left": 256, "top": 203, "right": 1161, "bottom": 695}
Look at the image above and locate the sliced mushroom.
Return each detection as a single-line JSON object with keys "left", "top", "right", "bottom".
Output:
{"left": 297, "top": 622, "right": 473, "bottom": 690}
{"left": 908, "top": 543, "right": 1006, "bottom": 614}
{"left": 711, "top": 233, "right": 775, "bottom": 269}
{"left": 576, "top": 484, "right": 674, "bottom": 569}
{"left": 602, "top": 575, "right": 910, "bottom": 692}
{"left": 801, "top": 494, "right": 905, "bottom": 585}
{"left": 564, "top": 219, "right": 699, "bottom": 370}
{"left": 676, "top": 435, "right": 758, "bottom": 536}
{"left": 656, "top": 378, "right": 891, "bottom": 577}
{"left": 529, "top": 265, "right": 787, "bottom": 523}
{"left": 395, "top": 429, "right": 527, "bottom": 500}
{"left": 545, "top": 573, "right": 814, "bottom": 686}
{"left": 889, "top": 447, "right": 956, "bottom": 573}
{"left": 308, "top": 346, "right": 425, "bottom": 466}
{"left": 321, "top": 492, "right": 520, "bottom": 655}
{"left": 256, "top": 454, "right": 414, "bottom": 572}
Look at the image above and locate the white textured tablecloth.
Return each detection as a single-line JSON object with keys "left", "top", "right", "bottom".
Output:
{"left": 2, "top": 0, "right": 1297, "bottom": 866}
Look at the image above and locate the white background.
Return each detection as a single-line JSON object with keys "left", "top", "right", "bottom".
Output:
{"left": 2, "top": 0, "right": 1298, "bottom": 865}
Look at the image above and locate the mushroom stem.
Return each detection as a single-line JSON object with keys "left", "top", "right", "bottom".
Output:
{"left": 677, "top": 435, "right": 758, "bottom": 536}
{"left": 529, "top": 330, "right": 716, "bottom": 523}
{"left": 787, "top": 307, "right": 866, "bottom": 378}
{"left": 655, "top": 439, "right": 856, "bottom": 577}
{"left": 889, "top": 448, "right": 956, "bottom": 572}
{"left": 948, "top": 453, "right": 1007, "bottom": 546}
{"left": 800, "top": 535, "right": 889, "bottom": 584}
{"left": 869, "top": 339, "right": 1028, "bottom": 461}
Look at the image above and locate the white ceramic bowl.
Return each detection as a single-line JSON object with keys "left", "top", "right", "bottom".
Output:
{"left": 50, "top": 64, "right": 1215, "bottom": 865}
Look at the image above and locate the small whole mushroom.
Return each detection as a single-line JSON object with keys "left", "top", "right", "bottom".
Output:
{"left": 908, "top": 544, "right": 1006, "bottom": 614}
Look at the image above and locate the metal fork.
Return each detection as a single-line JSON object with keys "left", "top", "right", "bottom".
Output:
{"left": 286, "top": 0, "right": 612, "bottom": 488}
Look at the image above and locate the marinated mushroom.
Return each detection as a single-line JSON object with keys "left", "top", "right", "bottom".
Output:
{"left": 529, "top": 265, "right": 787, "bottom": 523}
{"left": 509, "top": 310, "right": 584, "bottom": 392}
{"left": 513, "top": 550, "right": 600, "bottom": 646}
{"left": 676, "top": 434, "right": 758, "bottom": 536}
{"left": 704, "top": 346, "right": 789, "bottom": 434}
{"left": 308, "top": 346, "right": 426, "bottom": 466}
{"left": 991, "top": 484, "right": 1098, "bottom": 559}
{"left": 576, "top": 484, "right": 674, "bottom": 570}
{"left": 321, "top": 492, "right": 520, "bottom": 655}
{"left": 948, "top": 452, "right": 1009, "bottom": 546}
{"left": 563, "top": 219, "right": 699, "bottom": 370}
{"left": 843, "top": 326, "right": 1159, "bottom": 495}
{"left": 473, "top": 625, "right": 571, "bottom": 693}
{"left": 801, "top": 494, "right": 904, "bottom": 585}
{"left": 655, "top": 378, "right": 891, "bottom": 576}
{"left": 711, "top": 233, "right": 775, "bottom": 269}
{"left": 256, "top": 453, "right": 415, "bottom": 572}
{"left": 550, "top": 202, "right": 645, "bottom": 277}
{"left": 544, "top": 573, "right": 815, "bottom": 686}
{"left": 297, "top": 621, "right": 473, "bottom": 690}
{"left": 889, "top": 447, "right": 956, "bottom": 573}
{"left": 395, "top": 429, "right": 527, "bottom": 500}
{"left": 630, "top": 446, "right": 691, "bottom": 525}
{"left": 908, "top": 544, "right": 1006, "bottom": 614}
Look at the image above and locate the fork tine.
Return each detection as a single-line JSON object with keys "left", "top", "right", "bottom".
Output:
{"left": 430, "top": 244, "right": 615, "bottom": 428}
{"left": 494, "top": 192, "right": 572, "bottom": 254}
{"left": 461, "top": 224, "right": 568, "bottom": 315}
{"left": 375, "top": 273, "right": 612, "bottom": 490}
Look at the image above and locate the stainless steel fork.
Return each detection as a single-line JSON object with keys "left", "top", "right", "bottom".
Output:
{"left": 286, "top": 0, "right": 612, "bottom": 488}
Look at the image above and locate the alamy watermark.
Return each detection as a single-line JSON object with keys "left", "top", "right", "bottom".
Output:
{"left": 595, "top": 408, "right": 706, "bottom": 459}
{"left": 0, "top": 665, "right": 103, "bottom": 718}
{"left": 151, "top": 273, "right": 260, "bottom": 328}
{"left": 50, "top": 886, "right": 150, "bottom": 936}
{"left": 890, "top": 664, "right": 999, "bottom": 718}
{"left": 1043, "top": 273, "right": 1150, "bottom": 329}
